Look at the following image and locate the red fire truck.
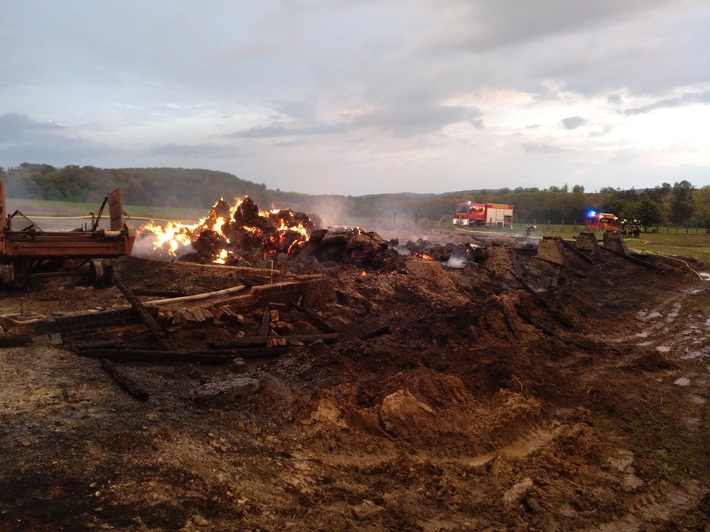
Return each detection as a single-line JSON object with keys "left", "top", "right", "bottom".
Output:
{"left": 453, "top": 201, "right": 514, "bottom": 228}
{"left": 585, "top": 211, "right": 619, "bottom": 232}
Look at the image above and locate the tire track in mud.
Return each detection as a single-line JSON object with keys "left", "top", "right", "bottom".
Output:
{"left": 593, "top": 282, "right": 709, "bottom": 530}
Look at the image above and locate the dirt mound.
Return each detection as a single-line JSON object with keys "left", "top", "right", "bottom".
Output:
{"left": 0, "top": 228, "right": 708, "bottom": 530}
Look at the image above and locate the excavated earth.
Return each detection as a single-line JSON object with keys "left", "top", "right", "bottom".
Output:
{"left": 0, "top": 228, "right": 708, "bottom": 531}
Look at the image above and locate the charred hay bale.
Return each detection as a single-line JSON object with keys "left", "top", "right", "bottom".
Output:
{"left": 536, "top": 237, "right": 567, "bottom": 266}
{"left": 191, "top": 229, "right": 229, "bottom": 261}
{"left": 267, "top": 209, "right": 317, "bottom": 234}
{"left": 210, "top": 198, "right": 232, "bottom": 219}
{"left": 483, "top": 245, "right": 518, "bottom": 279}
{"left": 299, "top": 228, "right": 395, "bottom": 268}
{"left": 465, "top": 243, "right": 487, "bottom": 262}
{"left": 233, "top": 196, "right": 277, "bottom": 234}
{"left": 575, "top": 232, "right": 601, "bottom": 262}
{"left": 405, "top": 258, "right": 458, "bottom": 293}
{"left": 602, "top": 230, "right": 629, "bottom": 255}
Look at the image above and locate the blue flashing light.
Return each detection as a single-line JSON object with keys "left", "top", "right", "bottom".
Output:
{"left": 466, "top": 200, "right": 472, "bottom": 204}
{"left": 587, "top": 210, "right": 597, "bottom": 217}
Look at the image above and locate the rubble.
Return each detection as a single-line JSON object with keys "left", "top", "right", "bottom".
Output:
{"left": 0, "top": 224, "right": 708, "bottom": 530}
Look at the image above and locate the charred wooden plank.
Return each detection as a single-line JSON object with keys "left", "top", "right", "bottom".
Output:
{"left": 360, "top": 325, "right": 390, "bottom": 340}
{"left": 288, "top": 301, "right": 336, "bottom": 333}
{"left": 258, "top": 305, "right": 271, "bottom": 336}
{"left": 532, "top": 256, "right": 588, "bottom": 278}
{"left": 497, "top": 299, "right": 521, "bottom": 341}
{"left": 561, "top": 238, "right": 595, "bottom": 264}
{"left": 509, "top": 270, "right": 574, "bottom": 329}
{"left": 132, "top": 289, "right": 188, "bottom": 298}
{"left": 599, "top": 246, "right": 664, "bottom": 273}
{"left": 210, "top": 333, "right": 339, "bottom": 349}
{"left": 235, "top": 346, "right": 292, "bottom": 359}
{"left": 73, "top": 339, "right": 123, "bottom": 350}
{"left": 100, "top": 358, "right": 149, "bottom": 402}
{"left": 0, "top": 332, "right": 33, "bottom": 347}
{"left": 112, "top": 269, "right": 175, "bottom": 350}
{"left": 80, "top": 349, "right": 231, "bottom": 364}
{"left": 517, "top": 310, "right": 558, "bottom": 337}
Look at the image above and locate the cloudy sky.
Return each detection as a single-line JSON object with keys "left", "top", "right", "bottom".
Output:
{"left": 2, "top": 1, "right": 709, "bottom": 196}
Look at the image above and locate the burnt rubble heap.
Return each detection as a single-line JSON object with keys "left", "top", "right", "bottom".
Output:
{"left": 176, "top": 197, "right": 487, "bottom": 270}
{"left": 182, "top": 197, "right": 319, "bottom": 263}
{"left": 1, "top": 223, "right": 708, "bottom": 531}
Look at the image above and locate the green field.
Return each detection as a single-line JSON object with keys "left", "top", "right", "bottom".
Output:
{"left": 622, "top": 232, "right": 710, "bottom": 266}
{"left": 7, "top": 197, "right": 209, "bottom": 224}
{"left": 458, "top": 223, "right": 710, "bottom": 267}
{"left": 530, "top": 225, "right": 710, "bottom": 265}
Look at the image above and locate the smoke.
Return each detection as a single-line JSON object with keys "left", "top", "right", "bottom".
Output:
{"left": 306, "top": 195, "right": 351, "bottom": 228}
{"left": 444, "top": 256, "right": 468, "bottom": 268}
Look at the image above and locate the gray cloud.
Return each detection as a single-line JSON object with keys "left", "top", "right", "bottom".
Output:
{"left": 0, "top": 1, "right": 708, "bottom": 194}
{"left": 423, "top": 0, "right": 677, "bottom": 53}
{"left": 522, "top": 141, "right": 565, "bottom": 154}
{"left": 622, "top": 90, "right": 710, "bottom": 116}
{"left": 231, "top": 123, "right": 348, "bottom": 139}
{"left": 352, "top": 103, "right": 480, "bottom": 137}
{"left": 0, "top": 113, "right": 64, "bottom": 142}
{"left": 560, "top": 116, "right": 587, "bottom": 130}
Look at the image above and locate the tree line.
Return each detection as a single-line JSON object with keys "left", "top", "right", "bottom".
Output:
{"left": 1, "top": 163, "right": 708, "bottom": 230}
{"left": 0, "top": 163, "right": 271, "bottom": 209}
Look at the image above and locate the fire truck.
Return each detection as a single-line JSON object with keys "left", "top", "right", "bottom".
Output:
{"left": 453, "top": 201, "right": 514, "bottom": 228}
{"left": 585, "top": 211, "right": 619, "bottom": 232}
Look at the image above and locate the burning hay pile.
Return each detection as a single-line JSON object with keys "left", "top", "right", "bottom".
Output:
{"left": 140, "top": 195, "right": 493, "bottom": 274}
{"left": 141, "top": 196, "right": 404, "bottom": 269}
{"left": 141, "top": 196, "right": 318, "bottom": 265}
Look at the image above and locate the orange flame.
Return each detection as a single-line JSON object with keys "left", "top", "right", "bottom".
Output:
{"left": 139, "top": 196, "right": 314, "bottom": 263}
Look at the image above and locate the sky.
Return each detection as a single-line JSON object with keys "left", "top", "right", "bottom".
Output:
{"left": 1, "top": 0, "right": 709, "bottom": 196}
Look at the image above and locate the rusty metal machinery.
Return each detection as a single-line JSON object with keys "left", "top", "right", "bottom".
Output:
{"left": 0, "top": 181, "right": 135, "bottom": 282}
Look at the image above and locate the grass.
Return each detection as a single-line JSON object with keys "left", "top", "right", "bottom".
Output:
{"left": 7, "top": 197, "right": 212, "bottom": 224}
{"left": 445, "top": 222, "right": 710, "bottom": 268}
{"left": 622, "top": 232, "right": 710, "bottom": 266}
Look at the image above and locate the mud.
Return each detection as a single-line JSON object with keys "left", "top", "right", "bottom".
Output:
{"left": 0, "top": 228, "right": 708, "bottom": 530}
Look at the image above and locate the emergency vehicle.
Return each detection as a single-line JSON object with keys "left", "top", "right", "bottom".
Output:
{"left": 585, "top": 211, "right": 619, "bottom": 232}
{"left": 453, "top": 201, "right": 514, "bottom": 228}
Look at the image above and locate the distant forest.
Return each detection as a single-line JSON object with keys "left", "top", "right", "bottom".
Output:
{"left": 1, "top": 163, "right": 708, "bottom": 229}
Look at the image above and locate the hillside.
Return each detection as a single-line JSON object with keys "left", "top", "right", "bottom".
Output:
{"left": 2, "top": 163, "right": 708, "bottom": 229}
